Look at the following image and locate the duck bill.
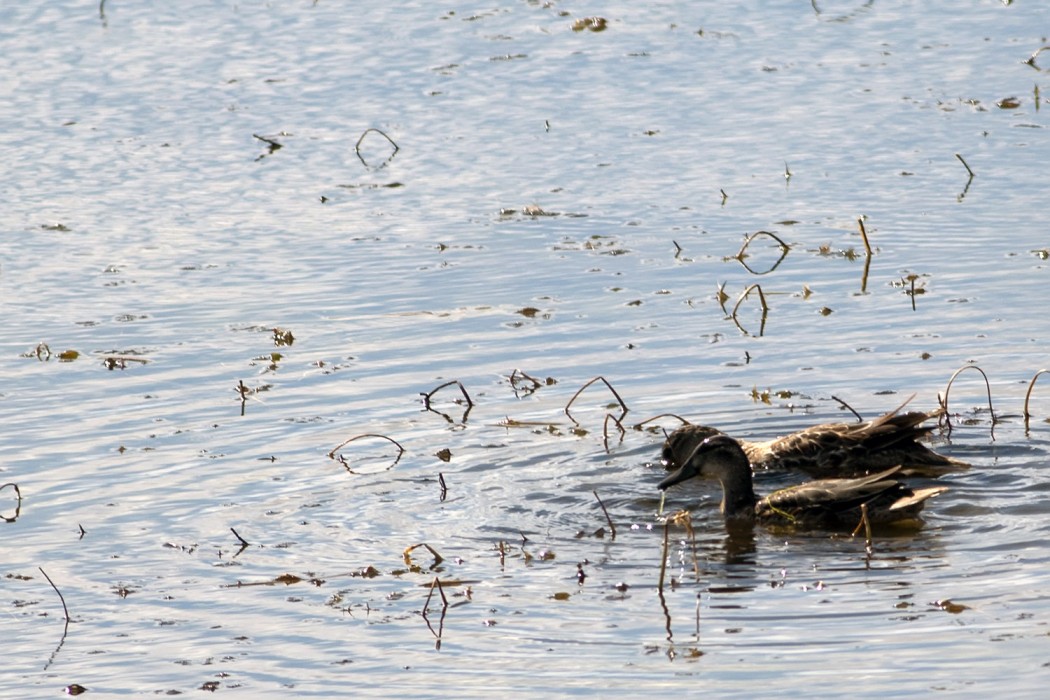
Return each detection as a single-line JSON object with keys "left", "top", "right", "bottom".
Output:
{"left": 658, "top": 461, "right": 700, "bottom": 490}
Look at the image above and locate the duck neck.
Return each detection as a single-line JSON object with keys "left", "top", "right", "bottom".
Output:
{"left": 717, "top": 469, "right": 758, "bottom": 521}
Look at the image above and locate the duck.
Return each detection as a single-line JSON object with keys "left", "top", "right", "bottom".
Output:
{"left": 659, "top": 434, "right": 948, "bottom": 530}
{"left": 661, "top": 400, "right": 967, "bottom": 479}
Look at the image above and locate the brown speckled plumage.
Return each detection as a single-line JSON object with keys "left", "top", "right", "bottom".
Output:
{"left": 659, "top": 434, "right": 948, "bottom": 530}
{"left": 661, "top": 404, "right": 967, "bottom": 479}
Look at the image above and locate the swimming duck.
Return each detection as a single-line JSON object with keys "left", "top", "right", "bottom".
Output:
{"left": 659, "top": 434, "right": 948, "bottom": 530}
{"left": 661, "top": 402, "right": 967, "bottom": 479}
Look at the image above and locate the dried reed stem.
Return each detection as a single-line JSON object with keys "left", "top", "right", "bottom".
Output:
{"left": 857, "top": 218, "right": 872, "bottom": 257}
{"left": 592, "top": 490, "right": 617, "bottom": 540}
{"left": 939, "top": 364, "right": 996, "bottom": 438}
{"left": 1023, "top": 369, "right": 1050, "bottom": 432}
{"left": 564, "top": 376, "right": 628, "bottom": 425}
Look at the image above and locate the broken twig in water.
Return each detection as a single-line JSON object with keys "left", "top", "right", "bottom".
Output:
{"left": 857, "top": 218, "right": 873, "bottom": 257}
{"left": 564, "top": 376, "right": 628, "bottom": 425}
{"left": 422, "top": 576, "right": 449, "bottom": 649}
{"left": 939, "top": 364, "right": 996, "bottom": 438}
{"left": 852, "top": 503, "right": 874, "bottom": 556}
{"left": 1023, "top": 369, "right": 1050, "bottom": 433}
{"left": 730, "top": 283, "right": 769, "bottom": 336}
{"left": 355, "top": 128, "right": 400, "bottom": 168}
{"left": 632, "top": 413, "right": 691, "bottom": 432}
{"left": 39, "top": 567, "right": 70, "bottom": 622}
{"left": 508, "top": 368, "right": 546, "bottom": 396}
{"left": 328, "top": 433, "right": 406, "bottom": 472}
{"left": 404, "top": 543, "right": 444, "bottom": 569}
{"left": 830, "top": 395, "right": 864, "bottom": 422}
{"left": 230, "top": 527, "right": 250, "bottom": 548}
{"left": 421, "top": 380, "right": 474, "bottom": 424}
{"left": 592, "top": 490, "right": 617, "bottom": 540}
{"left": 602, "top": 412, "right": 626, "bottom": 450}
{"left": 730, "top": 230, "right": 790, "bottom": 275}
{"left": 1, "top": 482, "right": 22, "bottom": 523}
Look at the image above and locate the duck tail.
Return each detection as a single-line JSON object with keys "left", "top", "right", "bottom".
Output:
{"left": 888, "top": 485, "right": 949, "bottom": 510}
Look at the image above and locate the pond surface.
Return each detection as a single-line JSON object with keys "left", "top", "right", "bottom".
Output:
{"left": 3, "top": 0, "right": 1050, "bottom": 696}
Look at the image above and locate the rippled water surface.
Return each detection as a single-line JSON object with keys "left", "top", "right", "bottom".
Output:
{"left": 3, "top": 1, "right": 1050, "bottom": 696}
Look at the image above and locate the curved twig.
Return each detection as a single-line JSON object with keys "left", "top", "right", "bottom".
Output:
{"left": 327, "top": 433, "right": 406, "bottom": 472}
{"left": 1, "top": 482, "right": 22, "bottom": 523}
{"left": 730, "top": 283, "right": 769, "bottom": 336}
{"left": 421, "top": 380, "right": 474, "bottom": 424}
{"left": 355, "top": 128, "right": 400, "bottom": 168}
{"left": 1025, "top": 45, "right": 1050, "bottom": 71}
{"left": 421, "top": 576, "right": 448, "bottom": 649}
{"left": 602, "top": 412, "right": 626, "bottom": 451}
{"left": 508, "top": 368, "right": 543, "bottom": 397}
{"left": 593, "top": 490, "right": 617, "bottom": 540}
{"left": 830, "top": 395, "right": 864, "bottom": 422}
{"left": 564, "top": 376, "right": 628, "bottom": 426}
{"left": 939, "top": 364, "right": 996, "bottom": 439}
{"left": 1023, "top": 369, "right": 1050, "bottom": 433}
{"left": 632, "top": 413, "right": 691, "bottom": 431}
{"left": 422, "top": 380, "right": 474, "bottom": 409}
{"left": 39, "top": 566, "right": 71, "bottom": 671}
{"left": 404, "top": 543, "right": 444, "bottom": 569}
{"left": 729, "top": 230, "right": 790, "bottom": 275}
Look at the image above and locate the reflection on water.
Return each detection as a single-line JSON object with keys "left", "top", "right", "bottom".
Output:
{"left": 3, "top": 0, "right": 1050, "bottom": 696}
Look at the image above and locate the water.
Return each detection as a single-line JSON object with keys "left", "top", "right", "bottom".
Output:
{"left": 3, "top": 0, "right": 1050, "bottom": 696}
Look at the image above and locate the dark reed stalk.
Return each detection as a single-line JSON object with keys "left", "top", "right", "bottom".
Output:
{"left": 1023, "top": 369, "right": 1050, "bottom": 433}
{"left": 564, "top": 376, "right": 628, "bottom": 425}
{"left": 592, "top": 490, "right": 617, "bottom": 540}
{"left": 939, "top": 364, "right": 996, "bottom": 438}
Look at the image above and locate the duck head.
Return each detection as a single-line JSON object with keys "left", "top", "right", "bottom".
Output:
{"left": 658, "top": 434, "right": 749, "bottom": 490}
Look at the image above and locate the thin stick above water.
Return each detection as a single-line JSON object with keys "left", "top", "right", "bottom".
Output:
{"left": 592, "top": 490, "right": 617, "bottom": 540}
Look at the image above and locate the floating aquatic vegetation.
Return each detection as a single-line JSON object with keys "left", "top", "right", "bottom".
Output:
{"left": 890, "top": 273, "right": 928, "bottom": 311}
{"left": 225, "top": 573, "right": 326, "bottom": 588}
{"left": 932, "top": 599, "right": 970, "bottom": 614}
{"left": 272, "top": 327, "right": 295, "bottom": 346}
{"left": 508, "top": 368, "right": 555, "bottom": 397}
{"left": 750, "top": 386, "right": 800, "bottom": 405}
{"left": 252, "top": 132, "right": 284, "bottom": 161}
{"left": 571, "top": 16, "right": 607, "bottom": 32}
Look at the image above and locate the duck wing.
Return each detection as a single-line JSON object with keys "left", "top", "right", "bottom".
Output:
{"left": 753, "top": 403, "right": 965, "bottom": 477}
{"left": 757, "top": 467, "right": 908, "bottom": 522}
